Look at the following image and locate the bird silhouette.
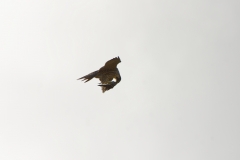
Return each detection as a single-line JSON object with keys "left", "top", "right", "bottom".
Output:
{"left": 77, "top": 56, "right": 121, "bottom": 93}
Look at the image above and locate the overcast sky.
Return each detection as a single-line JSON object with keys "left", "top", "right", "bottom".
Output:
{"left": 1, "top": 0, "right": 240, "bottom": 160}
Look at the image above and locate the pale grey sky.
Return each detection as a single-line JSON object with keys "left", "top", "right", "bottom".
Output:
{"left": 1, "top": 0, "right": 240, "bottom": 160}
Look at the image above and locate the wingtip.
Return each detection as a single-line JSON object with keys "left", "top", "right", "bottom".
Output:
{"left": 118, "top": 56, "right": 121, "bottom": 62}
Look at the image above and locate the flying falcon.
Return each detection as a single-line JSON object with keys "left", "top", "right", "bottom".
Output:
{"left": 77, "top": 56, "right": 121, "bottom": 93}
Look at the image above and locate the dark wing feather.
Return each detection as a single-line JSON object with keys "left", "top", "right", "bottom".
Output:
{"left": 100, "top": 56, "right": 121, "bottom": 71}
{"left": 77, "top": 70, "right": 98, "bottom": 83}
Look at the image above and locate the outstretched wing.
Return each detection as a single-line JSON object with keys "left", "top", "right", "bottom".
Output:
{"left": 77, "top": 70, "right": 98, "bottom": 83}
{"left": 99, "top": 56, "right": 121, "bottom": 71}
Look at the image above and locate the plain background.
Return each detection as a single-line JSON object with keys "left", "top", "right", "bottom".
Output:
{"left": 1, "top": 0, "right": 240, "bottom": 160}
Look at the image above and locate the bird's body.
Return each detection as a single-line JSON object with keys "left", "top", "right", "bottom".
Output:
{"left": 77, "top": 57, "right": 121, "bottom": 93}
{"left": 96, "top": 68, "right": 120, "bottom": 84}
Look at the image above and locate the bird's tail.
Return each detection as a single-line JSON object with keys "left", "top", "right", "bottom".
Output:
{"left": 98, "top": 81, "right": 116, "bottom": 93}
{"left": 77, "top": 70, "right": 98, "bottom": 83}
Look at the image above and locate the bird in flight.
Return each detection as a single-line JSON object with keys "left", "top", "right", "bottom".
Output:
{"left": 77, "top": 56, "right": 121, "bottom": 93}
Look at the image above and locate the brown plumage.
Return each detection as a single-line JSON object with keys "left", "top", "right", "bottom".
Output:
{"left": 77, "top": 57, "right": 121, "bottom": 93}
